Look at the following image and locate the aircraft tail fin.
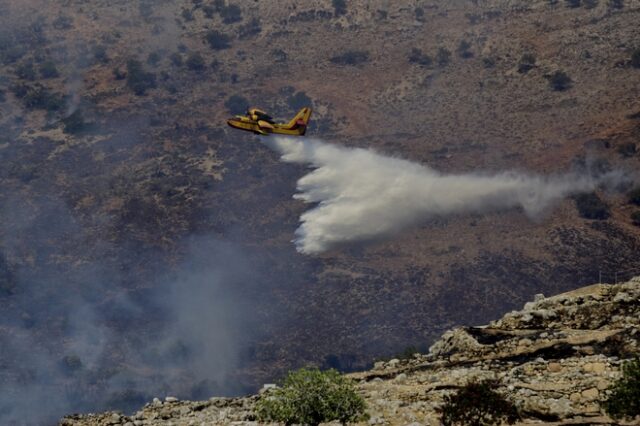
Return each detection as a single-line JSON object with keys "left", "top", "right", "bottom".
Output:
{"left": 284, "top": 107, "right": 312, "bottom": 133}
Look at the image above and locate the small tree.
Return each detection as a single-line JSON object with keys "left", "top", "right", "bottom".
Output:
{"left": 255, "top": 368, "right": 367, "bottom": 426}
{"left": 602, "top": 358, "right": 640, "bottom": 419}
{"left": 631, "top": 211, "right": 640, "bottom": 226}
{"left": 438, "top": 379, "right": 520, "bottom": 426}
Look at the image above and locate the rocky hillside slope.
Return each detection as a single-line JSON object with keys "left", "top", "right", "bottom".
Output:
{"left": 61, "top": 276, "right": 640, "bottom": 425}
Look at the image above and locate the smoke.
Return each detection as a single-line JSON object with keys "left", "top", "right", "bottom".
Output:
{"left": 265, "top": 137, "right": 614, "bottom": 255}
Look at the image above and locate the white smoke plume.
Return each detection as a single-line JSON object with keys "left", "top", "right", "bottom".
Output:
{"left": 265, "top": 137, "right": 604, "bottom": 255}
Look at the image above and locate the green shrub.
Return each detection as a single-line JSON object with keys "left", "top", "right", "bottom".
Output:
{"left": 548, "top": 70, "right": 572, "bottom": 91}
{"left": 628, "top": 186, "right": 640, "bottom": 206}
{"left": 631, "top": 211, "right": 640, "bottom": 226}
{"left": 206, "top": 30, "right": 231, "bottom": 50}
{"left": 255, "top": 368, "right": 367, "bottom": 426}
{"left": 574, "top": 192, "right": 610, "bottom": 220}
{"left": 631, "top": 49, "right": 640, "bottom": 69}
{"left": 330, "top": 50, "right": 369, "bottom": 66}
{"left": 126, "top": 59, "right": 156, "bottom": 96}
{"left": 186, "top": 52, "right": 205, "bottom": 71}
{"left": 565, "top": 0, "right": 581, "bottom": 7}
{"left": 169, "top": 52, "right": 183, "bottom": 67}
{"left": 39, "top": 60, "right": 59, "bottom": 78}
{"left": 602, "top": 358, "right": 640, "bottom": 419}
{"left": 438, "top": 379, "right": 519, "bottom": 426}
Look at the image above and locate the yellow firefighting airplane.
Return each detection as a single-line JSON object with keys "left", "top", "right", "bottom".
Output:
{"left": 227, "top": 107, "right": 312, "bottom": 136}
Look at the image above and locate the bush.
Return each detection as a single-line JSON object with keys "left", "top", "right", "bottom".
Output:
{"left": 52, "top": 15, "right": 73, "bottom": 30}
{"left": 438, "top": 380, "right": 519, "bottom": 426}
{"left": 617, "top": 142, "right": 637, "bottom": 158}
{"left": 608, "top": 0, "right": 624, "bottom": 9}
{"left": 62, "top": 109, "right": 86, "bottom": 134}
{"left": 437, "top": 47, "right": 452, "bottom": 67}
{"left": 147, "top": 51, "right": 161, "bottom": 66}
{"left": 220, "top": 4, "right": 242, "bottom": 24}
{"left": 186, "top": 52, "right": 205, "bottom": 71}
{"left": 93, "top": 45, "right": 109, "bottom": 64}
{"left": 39, "top": 60, "right": 59, "bottom": 78}
{"left": 602, "top": 358, "right": 640, "bottom": 419}
{"left": 333, "top": 0, "right": 347, "bottom": 16}
{"left": 126, "top": 59, "right": 156, "bottom": 96}
{"left": 255, "top": 368, "right": 367, "bottom": 426}
{"left": 15, "top": 61, "right": 36, "bottom": 80}
{"left": 181, "top": 8, "right": 194, "bottom": 22}
{"left": 628, "top": 186, "right": 640, "bottom": 206}
{"left": 13, "top": 84, "right": 65, "bottom": 111}
{"left": 224, "top": 94, "right": 249, "bottom": 114}
{"left": 518, "top": 53, "right": 536, "bottom": 73}
{"left": 457, "top": 40, "right": 473, "bottom": 59}
{"left": 631, "top": 49, "right": 640, "bottom": 69}
{"left": 565, "top": 0, "right": 581, "bottom": 7}
{"left": 409, "top": 48, "right": 433, "bottom": 67}
{"left": 548, "top": 70, "right": 572, "bottom": 91}
{"left": 330, "top": 50, "right": 369, "bottom": 66}
{"left": 584, "top": 0, "right": 599, "bottom": 9}
{"left": 631, "top": 211, "right": 640, "bottom": 226}
{"left": 206, "top": 30, "right": 231, "bottom": 50}
{"left": 574, "top": 192, "right": 610, "bottom": 220}
{"left": 288, "top": 91, "right": 312, "bottom": 110}
{"left": 238, "top": 17, "right": 262, "bottom": 39}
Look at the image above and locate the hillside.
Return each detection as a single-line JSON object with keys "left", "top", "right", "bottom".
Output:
{"left": 61, "top": 277, "right": 640, "bottom": 425}
{"left": 1, "top": 0, "right": 640, "bottom": 423}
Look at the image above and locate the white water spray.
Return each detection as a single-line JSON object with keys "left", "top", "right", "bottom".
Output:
{"left": 265, "top": 137, "right": 601, "bottom": 254}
